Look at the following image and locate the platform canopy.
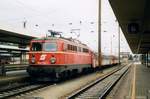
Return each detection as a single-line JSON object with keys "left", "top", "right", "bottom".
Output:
{"left": 109, "top": 0, "right": 150, "bottom": 54}
{"left": 0, "top": 29, "right": 35, "bottom": 46}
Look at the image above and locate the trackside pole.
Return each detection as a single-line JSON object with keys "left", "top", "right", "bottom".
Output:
{"left": 98, "top": 0, "right": 101, "bottom": 67}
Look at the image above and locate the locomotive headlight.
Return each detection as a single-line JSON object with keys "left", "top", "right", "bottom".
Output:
{"left": 31, "top": 57, "right": 35, "bottom": 63}
{"left": 50, "top": 57, "right": 56, "bottom": 64}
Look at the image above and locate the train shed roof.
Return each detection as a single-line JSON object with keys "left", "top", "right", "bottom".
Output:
{"left": 109, "top": 0, "right": 150, "bottom": 54}
{"left": 0, "top": 29, "right": 35, "bottom": 46}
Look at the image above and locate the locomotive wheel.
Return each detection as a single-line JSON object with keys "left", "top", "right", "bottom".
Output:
{"left": 82, "top": 68, "right": 89, "bottom": 74}
{"left": 72, "top": 69, "right": 78, "bottom": 77}
{"left": 60, "top": 71, "right": 68, "bottom": 80}
{"left": 67, "top": 70, "right": 71, "bottom": 78}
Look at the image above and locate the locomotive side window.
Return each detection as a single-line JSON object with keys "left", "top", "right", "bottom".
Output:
{"left": 67, "top": 44, "right": 77, "bottom": 52}
{"left": 43, "top": 43, "right": 57, "bottom": 51}
{"left": 31, "top": 42, "right": 42, "bottom": 51}
{"left": 83, "top": 48, "right": 89, "bottom": 53}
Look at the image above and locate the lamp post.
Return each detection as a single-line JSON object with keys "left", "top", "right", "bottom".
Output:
{"left": 110, "top": 35, "right": 115, "bottom": 64}
{"left": 118, "top": 22, "right": 121, "bottom": 64}
{"left": 115, "top": 19, "right": 121, "bottom": 65}
{"left": 98, "top": 0, "right": 101, "bottom": 66}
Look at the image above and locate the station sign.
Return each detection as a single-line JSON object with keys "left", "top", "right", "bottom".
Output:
{"left": 128, "top": 23, "right": 139, "bottom": 33}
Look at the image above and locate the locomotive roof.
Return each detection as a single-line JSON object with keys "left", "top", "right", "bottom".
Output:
{"left": 32, "top": 37, "right": 89, "bottom": 48}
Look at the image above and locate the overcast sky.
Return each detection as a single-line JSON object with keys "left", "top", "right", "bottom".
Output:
{"left": 0, "top": 0, "right": 131, "bottom": 55}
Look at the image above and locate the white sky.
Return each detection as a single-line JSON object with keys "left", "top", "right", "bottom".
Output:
{"left": 0, "top": 0, "right": 131, "bottom": 55}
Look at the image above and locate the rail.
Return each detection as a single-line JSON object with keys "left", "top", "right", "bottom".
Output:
{"left": 67, "top": 63, "right": 131, "bottom": 99}
{"left": 0, "top": 84, "right": 49, "bottom": 99}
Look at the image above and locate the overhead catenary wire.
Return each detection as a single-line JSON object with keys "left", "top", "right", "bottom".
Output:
{"left": 1, "top": 0, "right": 98, "bottom": 29}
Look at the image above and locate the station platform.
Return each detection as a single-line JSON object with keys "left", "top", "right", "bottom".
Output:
{"left": 110, "top": 62, "right": 150, "bottom": 99}
{"left": 134, "top": 63, "right": 150, "bottom": 99}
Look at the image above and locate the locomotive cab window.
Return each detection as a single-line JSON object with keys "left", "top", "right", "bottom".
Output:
{"left": 43, "top": 43, "right": 57, "bottom": 51}
{"left": 31, "top": 42, "right": 42, "bottom": 51}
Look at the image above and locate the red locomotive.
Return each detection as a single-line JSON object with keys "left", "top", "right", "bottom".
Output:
{"left": 27, "top": 31, "right": 118, "bottom": 81}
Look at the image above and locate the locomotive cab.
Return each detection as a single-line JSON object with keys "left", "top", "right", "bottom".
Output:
{"left": 29, "top": 39, "right": 65, "bottom": 65}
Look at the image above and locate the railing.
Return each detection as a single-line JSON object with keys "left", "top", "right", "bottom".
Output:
{"left": 5, "top": 64, "right": 28, "bottom": 71}
{"left": 0, "top": 64, "right": 28, "bottom": 76}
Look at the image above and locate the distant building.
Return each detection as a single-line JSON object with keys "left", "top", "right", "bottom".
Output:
{"left": 120, "top": 52, "right": 130, "bottom": 58}
{"left": 120, "top": 52, "right": 130, "bottom": 63}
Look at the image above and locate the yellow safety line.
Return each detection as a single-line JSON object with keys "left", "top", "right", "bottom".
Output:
{"left": 131, "top": 64, "right": 136, "bottom": 99}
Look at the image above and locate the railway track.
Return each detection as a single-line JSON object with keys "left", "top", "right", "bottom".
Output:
{"left": 0, "top": 83, "right": 50, "bottom": 99}
{"left": 0, "top": 64, "right": 130, "bottom": 99}
{"left": 67, "top": 63, "right": 131, "bottom": 99}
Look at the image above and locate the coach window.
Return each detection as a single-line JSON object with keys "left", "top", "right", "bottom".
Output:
{"left": 72, "top": 46, "right": 74, "bottom": 51}
{"left": 74, "top": 46, "right": 77, "bottom": 51}
{"left": 69, "top": 45, "right": 71, "bottom": 50}
{"left": 43, "top": 43, "right": 57, "bottom": 51}
{"left": 86, "top": 49, "right": 88, "bottom": 52}
{"left": 81, "top": 48, "right": 83, "bottom": 52}
{"left": 83, "top": 48, "right": 89, "bottom": 53}
{"left": 71, "top": 45, "right": 73, "bottom": 51}
{"left": 67, "top": 44, "right": 70, "bottom": 50}
{"left": 73, "top": 46, "right": 75, "bottom": 51}
{"left": 78, "top": 47, "right": 81, "bottom": 52}
{"left": 67, "top": 44, "right": 72, "bottom": 50}
{"left": 31, "top": 42, "right": 42, "bottom": 51}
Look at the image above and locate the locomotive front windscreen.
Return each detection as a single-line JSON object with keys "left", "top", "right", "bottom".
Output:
{"left": 31, "top": 42, "right": 57, "bottom": 51}
{"left": 43, "top": 43, "right": 57, "bottom": 51}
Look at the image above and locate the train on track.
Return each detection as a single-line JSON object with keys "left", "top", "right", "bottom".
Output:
{"left": 27, "top": 31, "right": 118, "bottom": 81}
